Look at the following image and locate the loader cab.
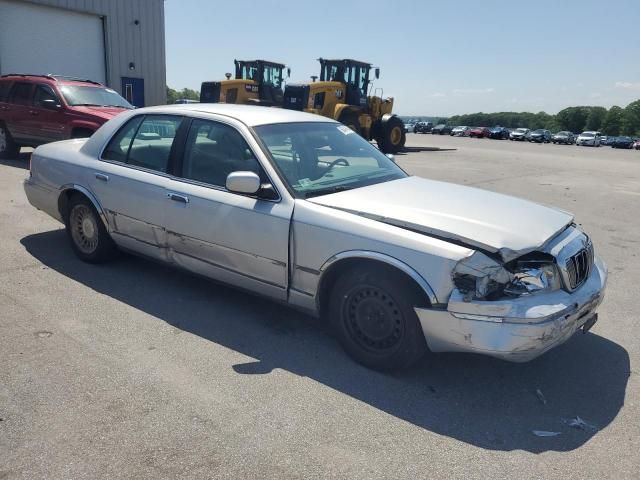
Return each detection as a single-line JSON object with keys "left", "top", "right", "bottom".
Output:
{"left": 234, "top": 60, "right": 287, "bottom": 106}
{"left": 319, "top": 58, "right": 372, "bottom": 107}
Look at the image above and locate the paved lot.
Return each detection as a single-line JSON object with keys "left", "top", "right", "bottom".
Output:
{"left": 1, "top": 137, "right": 638, "bottom": 479}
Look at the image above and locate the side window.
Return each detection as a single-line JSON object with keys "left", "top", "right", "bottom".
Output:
{"left": 102, "top": 116, "right": 144, "bottom": 163}
{"left": 9, "top": 82, "right": 33, "bottom": 106}
{"left": 33, "top": 84, "right": 59, "bottom": 107}
{"left": 0, "top": 81, "right": 11, "bottom": 102}
{"left": 127, "top": 115, "right": 182, "bottom": 173}
{"left": 181, "top": 119, "right": 261, "bottom": 188}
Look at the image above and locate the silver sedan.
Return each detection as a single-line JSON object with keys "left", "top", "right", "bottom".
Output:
{"left": 24, "top": 104, "right": 607, "bottom": 371}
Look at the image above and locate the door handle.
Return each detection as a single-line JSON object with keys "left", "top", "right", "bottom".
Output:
{"left": 95, "top": 173, "right": 109, "bottom": 182}
{"left": 167, "top": 193, "right": 189, "bottom": 204}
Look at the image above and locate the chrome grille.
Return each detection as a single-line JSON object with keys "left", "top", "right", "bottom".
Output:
{"left": 565, "top": 241, "right": 593, "bottom": 290}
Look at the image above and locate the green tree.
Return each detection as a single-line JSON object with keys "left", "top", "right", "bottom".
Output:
{"left": 585, "top": 106, "right": 607, "bottom": 131}
{"left": 556, "top": 107, "right": 589, "bottom": 133}
{"left": 165, "top": 86, "right": 200, "bottom": 104}
{"left": 601, "top": 106, "right": 624, "bottom": 136}
{"left": 621, "top": 100, "right": 640, "bottom": 136}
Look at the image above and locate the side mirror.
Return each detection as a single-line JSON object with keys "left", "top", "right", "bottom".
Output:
{"left": 375, "top": 68, "right": 380, "bottom": 79}
{"left": 287, "top": 67, "right": 291, "bottom": 78}
{"left": 226, "top": 171, "right": 261, "bottom": 195}
{"left": 41, "top": 98, "right": 61, "bottom": 110}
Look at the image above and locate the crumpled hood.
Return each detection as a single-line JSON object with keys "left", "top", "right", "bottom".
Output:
{"left": 308, "top": 176, "right": 574, "bottom": 262}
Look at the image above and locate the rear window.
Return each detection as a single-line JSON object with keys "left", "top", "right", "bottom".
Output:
{"left": 9, "top": 82, "right": 33, "bottom": 105}
{"left": 102, "top": 115, "right": 182, "bottom": 173}
{"left": 0, "top": 81, "right": 11, "bottom": 102}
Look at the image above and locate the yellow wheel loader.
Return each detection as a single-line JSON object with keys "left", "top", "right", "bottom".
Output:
{"left": 283, "top": 58, "right": 405, "bottom": 153}
{"left": 200, "top": 60, "right": 290, "bottom": 106}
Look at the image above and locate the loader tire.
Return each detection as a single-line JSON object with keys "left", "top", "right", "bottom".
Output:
{"left": 378, "top": 116, "right": 405, "bottom": 154}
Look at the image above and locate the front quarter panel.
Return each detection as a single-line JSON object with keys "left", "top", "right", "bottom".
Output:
{"left": 291, "top": 200, "right": 473, "bottom": 308}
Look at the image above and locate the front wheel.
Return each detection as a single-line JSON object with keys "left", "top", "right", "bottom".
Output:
{"left": 329, "top": 265, "right": 428, "bottom": 371}
{"left": 377, "top": 117, "right": 406, "bottom": 154}
{"left": 65, "top": 195, "right": 118, "bottom": 263}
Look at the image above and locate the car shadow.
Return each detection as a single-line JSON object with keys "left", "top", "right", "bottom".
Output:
{"left": 0, "top": 151, "right": 31, "bottom": 170}
{"left": 395, "top": 146, "right": 457, "bottom": 155}
{"left": 21, "top": 230, "right": 630, "bottom": 453}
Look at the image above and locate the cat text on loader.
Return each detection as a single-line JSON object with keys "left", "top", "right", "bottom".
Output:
{"left": 283, "top": 58, "right": 405, "bottom": 153}
{"left": 200, "top": 60, "right": 290, "bottom": 106}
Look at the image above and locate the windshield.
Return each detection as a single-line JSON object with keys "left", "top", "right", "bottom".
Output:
{"left": 254, "top": 122, "right": 407, "bottom": 198}
{"left": 581, "top": 132, "right": 595, "bottom": 138}
{"left": 515, "top": 128, "right": 528, "bottom": 133}
{"left": 556, "top": 131, "right": 569, "bottom": 135}
{"left": 60, "top": 85, "right": 132, "bottom": 108}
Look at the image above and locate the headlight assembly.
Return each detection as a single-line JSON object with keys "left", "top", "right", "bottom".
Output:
{"left": 504, "top": 262, "right": 562, "bottom": 296}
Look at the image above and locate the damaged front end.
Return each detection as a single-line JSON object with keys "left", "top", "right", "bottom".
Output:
{"left": 451, "top": 250, "right": 562, "bottom": 302}
{"left": 415, "top": 227, "right": 608, "bottom": 362}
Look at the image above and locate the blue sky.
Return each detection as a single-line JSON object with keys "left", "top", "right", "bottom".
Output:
{"left": 165, "top": 0, "right": 640, "bottom": 116}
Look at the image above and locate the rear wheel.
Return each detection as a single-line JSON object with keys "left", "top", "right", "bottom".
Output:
{"left": 329, "top": 265, "right": 428, "bottom": 371}
{"left": 377, "top": 116, "right": 406, "bottom": 153}
{"left": 0, "top": 123, "right": 20, "bottom": 159}
{"left": 65, "top": 195, "right": 117, "bottom": 263}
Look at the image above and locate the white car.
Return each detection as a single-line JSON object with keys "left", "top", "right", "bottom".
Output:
{"left": 509, "top": 128, "right": 530, "bottom": 141}
{"left": 23, "top": 104, "right": 607, "bottom": 371}
{"left": 576, "top": 131, "right": 601, "bottom": 146}
{"left": 450, "top": 126, "right": 470, "bottom": 137}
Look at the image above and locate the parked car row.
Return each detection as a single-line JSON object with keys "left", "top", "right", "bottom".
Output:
{"left": 404, "top": 122, "right": 639, "bottom": 150}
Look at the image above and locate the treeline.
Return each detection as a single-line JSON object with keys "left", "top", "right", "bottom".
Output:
{"left": 446, "top": 99, "right": 640, "bottom": 136}
{"left": 166, "top": 86, "right": 199, "bottom": 104}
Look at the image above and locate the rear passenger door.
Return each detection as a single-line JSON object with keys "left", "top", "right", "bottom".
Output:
{"left": 4, "top": 82, "right": 34, "bottom": 143}
{"left": 89, "top": 114, "right": 184, "bottom": 262}
{"left": 164, "top": 117, "right": 294, "bottom": 300}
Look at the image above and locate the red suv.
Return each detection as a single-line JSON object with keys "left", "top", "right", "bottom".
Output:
{"left": 0, "top": 74, "right": 133, "bottom": 158}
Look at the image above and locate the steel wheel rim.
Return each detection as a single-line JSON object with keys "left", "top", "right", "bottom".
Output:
{"left": 390, "top": 126, "right": 402, "bottom": 145}
{"left": 0, "top": 128, "right": 7, "bottom": 152}
{"left": 70, "top": 205, "right": 99, "bottom": 254}
{"left": 343, "top": 285, "right": 405, "bottom": 354}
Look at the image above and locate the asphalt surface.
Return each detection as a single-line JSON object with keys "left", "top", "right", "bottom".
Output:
{"left": 1, "top": 136, "right": 638, "bottom": 479}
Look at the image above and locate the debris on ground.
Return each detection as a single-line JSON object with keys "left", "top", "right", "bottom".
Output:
{"left": 532, "top": 430, "right": 561, "bottom": 437}
{"left": 535, "top": 388, "right": 547, "bottom": 406}
{"left": 562, "top": 416, "right": 598, "bottom": 432}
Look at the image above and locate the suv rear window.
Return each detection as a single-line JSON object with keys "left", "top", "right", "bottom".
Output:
{"left": 0, "top": 81, "right": 11, "bottom": 102}
{"left": 9, "top": 82, "right": 33, "bottom": 106}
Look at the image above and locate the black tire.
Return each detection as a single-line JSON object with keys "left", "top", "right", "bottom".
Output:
{"left": 65, "top": 194, "right": 118, "bottom": 263}
{"left": 338, "top": 111, "right": 361, "bottom": 135}
{"left": 377, "top": 116, "right": 406, "bottom": 154}
{"left": 329, "top": 265, "right": 428, "bottom": 371}
{"left": 0, "top": 123, "right": 20, "bottom": 159}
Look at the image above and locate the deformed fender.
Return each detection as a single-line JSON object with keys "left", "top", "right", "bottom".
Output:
{"left": 59, "top": 184, "right": 110, "bottom": 231}
{"left": 317, "top": 250, "right": 439, "bottom": 308}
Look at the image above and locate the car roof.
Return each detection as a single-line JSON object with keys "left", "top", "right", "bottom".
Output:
{"left": 0, "top": 74, "right": 103, "bottom": 87}
{"left": 132, "top": 103, "right": 338, "bottom": 127}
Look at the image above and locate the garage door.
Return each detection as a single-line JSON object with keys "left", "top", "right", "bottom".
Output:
{"left": 0, "top": 0, "right": 106, "bottom": 83}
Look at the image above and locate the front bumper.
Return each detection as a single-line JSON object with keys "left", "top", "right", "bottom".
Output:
{"left": 415, "top": 256, "right": 607, "bottom": 362}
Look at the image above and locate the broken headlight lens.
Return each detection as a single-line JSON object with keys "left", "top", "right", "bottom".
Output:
{"left": 504, "top": 262, "right": 562, "bottom": 296}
